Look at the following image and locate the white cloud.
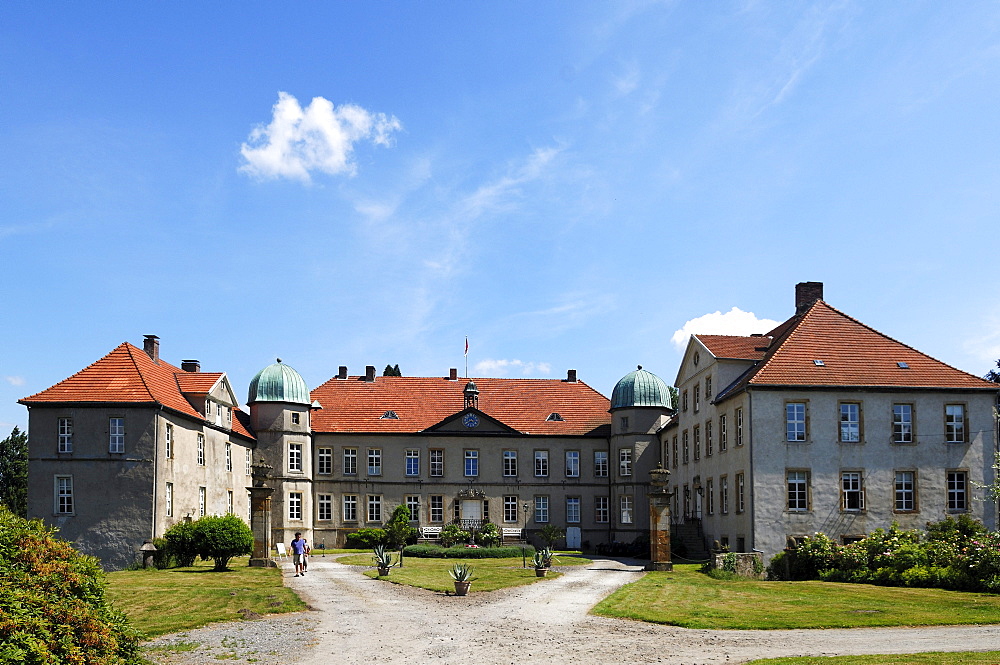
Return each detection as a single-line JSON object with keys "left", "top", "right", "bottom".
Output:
{"left": 239, "top": 92, "right": 401, "bottom": 182}
{"left": 671, "top": 307, "right": 779, "bottom": 351}
{"left": 4, "top": 376, "right": 25, "bottom": 386}
{"left": 474, "top": 359, "right": 553, "bottom": 377}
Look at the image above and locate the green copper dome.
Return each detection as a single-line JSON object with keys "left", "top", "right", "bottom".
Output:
{"left": 248, "top": 359, "right": 310, "bottom": 405}
{"left": 611, "top": 365, "right": 672, "bottom": 410}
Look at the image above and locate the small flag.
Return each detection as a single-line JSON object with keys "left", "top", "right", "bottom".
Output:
{"left": 464, "top": 337, "right": 469, "bottom": 357}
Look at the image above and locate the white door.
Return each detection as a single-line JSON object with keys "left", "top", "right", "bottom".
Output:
{"left": 565, "top": 526, "right": 581, "bottom": 549}
{"left": 461, "top": 500, "right": 482, "bottom": 521}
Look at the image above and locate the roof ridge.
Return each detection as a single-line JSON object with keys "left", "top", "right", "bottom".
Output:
{"left": 123, "top": 343, "right": 159, "bottom": 403}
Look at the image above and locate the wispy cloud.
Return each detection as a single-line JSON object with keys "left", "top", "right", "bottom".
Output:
{"left": 671, "top": 307, "right": 779, "bottom": 351}
{"left": 3, "top": 376, "right": 25, "bottom": 387}
{"left": 474, "top": 358, "right": 552, "bottom": 377}
{"left": 239, "top": 92, "right": 401, "bottom": 182}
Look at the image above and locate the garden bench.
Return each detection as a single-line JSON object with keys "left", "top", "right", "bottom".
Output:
{"left": 274, "top": 543, "right": 289, "bottom": 561}
{"left": 502, "top": 527, "right": 525, "bottom": 543}
{"left": 418, "top": 526, "right": 442, "bottom": 542}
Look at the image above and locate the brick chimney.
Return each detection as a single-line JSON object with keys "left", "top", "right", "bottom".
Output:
{"left": 364, "top": 365, "right": 376, "bottom": 382}
{"left": 142, "top": 335, "right": 160, "bottom": 364}
{"left": 338, "top": 366, "right": 348, "bottom": 380}
{"left": 795, "top": 282, "right": 824, "bottom": 314}
{"left": 449, "top": 368, "right": 458, "bottom": 381}
{"left": 565, "top": 369, "right": 577, "bottom": 382}
{"left": 181, "top": 360, "right": 200, "bottom": 373}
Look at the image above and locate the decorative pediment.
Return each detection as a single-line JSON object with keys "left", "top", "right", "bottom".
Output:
{"left": 422, "top": 407, "right": 520, "bottom": 434}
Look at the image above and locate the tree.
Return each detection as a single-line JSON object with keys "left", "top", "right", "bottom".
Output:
{"left": 668, "top": 386, "right": 680, "bottom": 411}
{"left": 192, "top": 514, "right": 254, "bottom": 571}
{"left": 0, "top": 505, "right": 143, "bottom": 663}
{"left": 0, "top": 426, "right": 28, "bottom": 517}
{"left": 382, "top": 364, "right": 402, "bottom": 377}
{"left": 538, "top": 524, "right": 565, "bottom": 549}
{"left": 163, "top": 520, "right": 199, "bottom": 567}
{"left": 382, "top": 505, "right": 417, "bottom": 549}
{"left": 985, "top": 359, "right": 1000, "bottom": 383}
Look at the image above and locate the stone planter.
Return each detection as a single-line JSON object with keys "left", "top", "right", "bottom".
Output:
{"left": 453, "top": 581, "right": 471, "bottom": 596}
{"left": 535, "top": 568, "right": 549, "bottom": 577}
{"left": 378, "top": 566, "right": 391, "bottom": 576}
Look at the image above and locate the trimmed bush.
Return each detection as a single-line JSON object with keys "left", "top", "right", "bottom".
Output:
{"left": 162, "top": 520, "right": 198, "bottom": 567}
{"left": 403, "top": 544, "right": 533, "bottom": 559}
{"left": 439, "top": 524, "right": 469, "bottom": 547}
{"left": 345, "top": 528, "right": 387, "bottom": 549}
{"left": 0, "top": 505, "right": 142, "bottom": 663}
{"left": 192, "top": 514, "right": 253, "bottom": 571}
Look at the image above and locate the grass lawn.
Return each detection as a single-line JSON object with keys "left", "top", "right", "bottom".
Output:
{"left": 337, "top": 552, "right": 592, "bottom": 593}
{"left": 747, "top": 652, "right": 1000, "bottom": 665}
{"left": 592, "top": 564, "right": 1000, "bottom": 629}
{"left": 105, "top": 557, "right": 306, "bottom": 637}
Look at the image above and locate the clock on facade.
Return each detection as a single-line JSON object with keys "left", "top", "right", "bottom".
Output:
{"left": 462, "top": 413, "right": 480, "bottom": 428}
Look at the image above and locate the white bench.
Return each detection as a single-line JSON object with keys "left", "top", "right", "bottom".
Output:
{"left": 418, "top": 526, "right": 442, "bottom": 541}
{"left": 502, "top": 528, "right": 525, "bottom": 543}
{"left": 274, "top": 543, "right": 289, "bottom": 561}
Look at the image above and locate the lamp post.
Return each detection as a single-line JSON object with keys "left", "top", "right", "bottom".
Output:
{"left": 522, "top": 502, "right": 530, "bottom": 568}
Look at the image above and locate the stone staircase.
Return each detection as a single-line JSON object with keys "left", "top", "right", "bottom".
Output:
{"left": 671, "top": 520, "right": 710, "bottom": 563}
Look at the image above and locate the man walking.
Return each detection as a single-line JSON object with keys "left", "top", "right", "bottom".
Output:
{"left": 290, "top": 532, "right": 308, "bottom": 577}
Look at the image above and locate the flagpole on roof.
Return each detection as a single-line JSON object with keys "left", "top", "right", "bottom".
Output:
{"left": 464, "top": 336, "right": 469, "bottom": 378}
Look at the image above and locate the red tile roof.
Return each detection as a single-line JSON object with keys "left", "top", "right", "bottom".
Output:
{"left": 696, "top": 335, "right": 772, "bottom": 360}
{"left": 174, "top": 372, "right": 224, "bottom": 394}
{"left": 717, "top": 301, "right": 998, "bottom": 395}
{"left": 20, "top": 343, "right": 255, "bottom": 440}
{"left": 310, "top": 376, "right": 611, "bottom": 435}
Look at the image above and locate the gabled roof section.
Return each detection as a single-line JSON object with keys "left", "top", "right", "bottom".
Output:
{"left": 175, "top": 372, "right": 224, "bottom": 395}
{"left": 695, "top": 335, "right": 772, "bottom": 361}
{"left": 716, "top": 301, "right": 997, "bottom": 397}
{"left": 423, "top": 407, "right": 520, "bottom": 434}
{"left": 310, "top": 375, "right": 611, "bottom": 435}
{"left": 20, "top": 342, "right": 255, "bottom": 440}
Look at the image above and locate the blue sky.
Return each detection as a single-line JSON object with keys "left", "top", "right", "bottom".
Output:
{"left": 2, "top": 2, "right": 999, "bottom": 432}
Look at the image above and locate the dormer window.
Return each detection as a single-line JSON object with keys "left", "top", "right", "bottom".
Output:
{"left": 380, "top": 410, "right": 399, "bottom": 420}
{"left": 546, "top": 412, "right": 564, "bottom": 422}
{"left": 897, "top": 361, "right": 909, "bottom": 369}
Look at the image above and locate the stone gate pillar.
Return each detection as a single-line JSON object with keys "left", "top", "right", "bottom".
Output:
{"left": 248, "top": 460, "right": 277, "bottom": 568}
{"left": 645, "top": 464, "right": 673, "bottom": 571}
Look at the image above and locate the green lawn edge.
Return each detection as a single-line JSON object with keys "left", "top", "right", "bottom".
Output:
{"left": 747, "top": 651, "right": 1000, "bottom": 665}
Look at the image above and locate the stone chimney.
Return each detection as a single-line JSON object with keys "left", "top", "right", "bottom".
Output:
{"left": 181, "top": 360, "right": 200, "bottom": 373}
{"left": 364, "top": 365, "right": 376, "bottom": 382}
{"left": 565, "top": 369, "right": 577, "bottom": 382}
{"left": 338, "top": 366, "right": 348, "bottom": 380}
{"left": 449, "top": 368, "right": 458, "bottom": 381}
{"left": 142, "top": 335, "right": 160, "bottom": 364}
{"left": 795, "top": 282, "right": 824, "bottom": 314}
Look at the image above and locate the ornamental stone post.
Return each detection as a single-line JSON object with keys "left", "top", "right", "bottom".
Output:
{"left": 645, "top": 463, "right": 673, "bottom": 571}
{"left": 247, "top": 460, "right": 277, "bottom": 568}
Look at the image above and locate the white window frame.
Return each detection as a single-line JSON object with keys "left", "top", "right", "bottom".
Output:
{"left": 720, "top": 476, "right": 729, "bottom": 514}
{"left": 405, "top": 495, "right": 420, "bottom": 521}
{"left": 55, "top": 475, "right": 73, "bottom": 514}
{"left": 197, "top": 434, "right": 205, "bottom": 466}
{"left": 343, "top": 494, "right": 358, "bottom": 522}
{"left": 566, "top": 497, "right": 581, "bottom": 523}
{"left": 595, "top": 496, "right": 609, "bottom": 523}
{"left": 839, "top": 402, "right": 861, "bottom": 443}
{"left": 165, "top": 482, "right": 173, "bottom": 517}
{"left": 693, "top": 426, "right": 701, "bottom": 461}
{"left": 227, "top": 490, "right": 234, "bottom": 515}
{"left": 893, "top": 404, "right": 914, "bottom": 444}
{"left": 565, "top": 450, "right": 580, "bottom": 477}
{"left": 706, "top": 479, "right": 715, "bottom": 515}
{"left": 503, "top": 450, "right": 518, "bottom": 477}
{"left": 705, "top": 420, "right": 713, "bottom": 456}
{"left": 405, "top": 449, "right": 420, "bottom": 476}
{"left": 620, "top": 495, "right": 633, "bottom": 524}
{"left": 318, "top": 493, "right": 333, "bottom": 521}
{"left": 895, "top": 470, "right": 915, "bottom": 511}
{"left": 344, "top": 448, "right": 358, "bottom": 475}
{"left": 318, "top": 447, "right": 333, "bottom": 475}
{"left": 841, "top": 471, "right": 865, "bottom": 511}
{"left": 534, "top": 450, "right": 549, "bottom": 477}
{"left": 226, "top": 442, "right": 232, "bottom": 472}
{"left": 945, "top": 404, "right": 966, "bottom": 443}
{"left": 786, "top": 403, "right": 806, "bottom": 442}
{"left": 594, "top": 450, "right": 608, "bottom": 477}
{"left": 737, "top": 472, "right": 746, "bottom": 513}
{"left": 619, "top": 448, "right": 632, "bottom": 476}
{"left": 109, "top": 417, "right": 125, "bottom": 453}
{"left": 787, "top": 471, "right": 808, "bottom": 512}
{"left": 368, "top": 448, "right": 382, "bottom": 475}
{"left": 735, "top": 407, "right": 744, "bottom": 446}
{"left": 288, "top": 491, "right": 303, "bottom": 520}
{"left": 245, "top": 448, "right": 252, "bottom": 476}
{"left": 430, "top": 495, "right": 444, "bottom": 523}
{"left": 719, "top": 414, "right": 728, "bottom": 452}
{"left": 430, "top": 449, "right": 444, "bottom": 477}
{"left": 199, "top": 486, "right": 206, "bottom": 517}
{"left": 464, "top": 449, "right": 479, "bottom": 477}
{"left": 947, "top": 471, "right": 968, "bottom": 511}
{"left": 367, "top": 495, "right": 382, "bottom": 522}
{"left": 58, "top": 417, "right": 73, "bottom": 453}
{"left": 503, "top": 496, "right": 518, "bottom": 522}
{"left": 164, "top": 423, "right": 172, "bottom": 459}
{"left": 534, "top": 495, "right": 549, "bottom": 523}
{"left": 288, "top": 443, "right": 303, "bottom": 472}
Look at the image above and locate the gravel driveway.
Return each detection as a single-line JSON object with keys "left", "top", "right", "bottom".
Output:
{"left": 147, "top": 556, "right": 1000, "bottom": 664}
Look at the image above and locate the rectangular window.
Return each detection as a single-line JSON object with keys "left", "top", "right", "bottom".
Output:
{"left": 55, "top": 475, "right": 73, "bottom": 514}
{"left": 787, "top": 471, "right": 808, "bottom": 512}
{"left": 672, "top": 436, "right": 678, "bottom": 467}
{"left": 503, "top": 450, "right": 518, "bottom": 476}
{"left": 693, "top": 426, "right": 701, "bottom": 461}
{"left": 109, "top": 417, "right": 125, "bottom": 453}
{"left": 534, "top": 495, "right": 549, "bottom": 523}
{"left": 288, "top": 492, "right": 302, "bottom": 520}
{"left": 566, "top": 497, "right": 581, "bottom": 523}
{"left": 534, "top": 450, "right": 549, "bottom": 477}
{"left": 226, "top": 442, "right": 232, "bottom": 472}
{"left": 246, "top": 448, "right": 252, "bottom": 476}
{"left": 841, "top": 472, "right": 865, "bottom": 511}
{"left": 318, "top": 447, "right": 333, "bottom": 475}
{"left": 406, "top": 495, "right": 420, "bottom": 521}
{"left": 565, "top": 451, "right": 580, "bottom": 477}
{"left": 430, "top": 449, "right": 444, "bottom": 477}
{"left": 619, "top": 416, "right": 629, "bottom": 432}
{"left": 291, "top": 412, "right": 300, "bottom": 425}
{"left": 464, "top": 449, "right": 479, "bottom": 477}
{"left": 705, "top": 421, "right": 713, "bottom": 457}
{"left": 719, "top": 414, "right": 728, "bottom": 452}
{"left": 165, "top": 482, "right": 173, "bottom": 517}
{"left": 786, "top": 403, "right": 806, "bottom": 442}
{"left": 343, "top": 495, "right": 358, "bottom": 522}
{"left": 945, "top": 405, "right": 966, "bottom": 443}
{"left": 405, "top": 449, "right": 420, "bottom": 476}
{"left": 367, "top": 495, "right": 382, "bottom": 522}
{"left": 199, "top": 487, "right": 206, "bottom": 517}
{"left": 594, "top": 450, "right": 608, "bottom": 477}
{"left": 720, "top": 476, "right": 729, "bottom": 515}
{"left": 893, "top": 404, "right": 913, "bottom": 444}
{"left": 595, "top": 496, "right": 609, "bottom": 523}
{"left": 895, "top": 471, "right": 915, "bottom": 511}
{"left": 682, "top": 430, "right": 689, "bottom": 464}
{"left": 503, "top": 496, "right": 518, "bottom": 522}
{"left": 682, "top": 390, "right": 689, "bottom": 412}
{"left": 737, "top": 472, "right": 746, "bottom": 513}
{"left": 694, "top": 385, "right": 701, "bottom": 413}
{"left": 430, "top": 495, "right": 444, "bottom": 523}
{"left": 947, "top": 471, "right": 968, "bottom": 511}
{"left": 839, "top": 402, "right": 861, "bottom": 443}
{"left": 165, "top": 423, "right": 173, "bottom": 459}
{"left": 619, "top": 448, "right": 632, "bottom": 476}
{"left": 368, "top": 448, "right": 382, "bottom": 475}
{"left": 58, "top": 417, "right": 73, "bottom": 453}
{"left": 735, "top": 408, "right": 744, "bottom": 446}
{"left": 705, "top": 376, "right": 712, "bottom": 399}
{"left": 318, "top": 494, "right": 333, "bottom": 521}
{"left": 620, "top": 495, "right": 633, "bottom": 524}
{"left": 289, "top": 443, "right": 303, "bottom": 472}
{"left": 197, "top": 434, "right": 205, "bottom": 466}
{"left": 227, "top": 490, "right": 234, "bottom": 515}
{"left": 706, "top": 479, "right": 714, "bottom": 515}
{"left": 344, "top": 448, "right": 358, "bottom": 475}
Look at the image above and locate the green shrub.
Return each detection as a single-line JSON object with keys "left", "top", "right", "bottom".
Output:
{"left": 345, "top": 528, "right": 387, "bottom": 549}
{"left": 192, "top": 515, "right": 253, "bottom": 571}
{"left": 0, "top": 505, "right": 143, "bottom": 663}
{"left": 162, "top": 520, "right": 198, "bottom": 567}
{"left": 538, "top": 524, "right": 564, "bottom": 548}
{"left": 383, "top": 506, "right": 417, "bottom": 549}
{"left": 439, "top": 524, "right": 469, "bottom": 547}
{"left": 475, "top": 523, "right": 501, "bottom": 547}
{"left": 403, "top": 544, "right": 532, "bottom": 559}
{"left": 150, "top": 537, "right": 175, "bottom": 569}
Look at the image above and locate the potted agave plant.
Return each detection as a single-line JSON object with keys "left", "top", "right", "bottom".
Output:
{"left": 373, "top": 544, "right": 397, "bottom": 576}
{"left": 448, "top": 563, "right": 476, "bottom": 596}
{"left": 533, "top": 547, "right": 554, "bottom": 577}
